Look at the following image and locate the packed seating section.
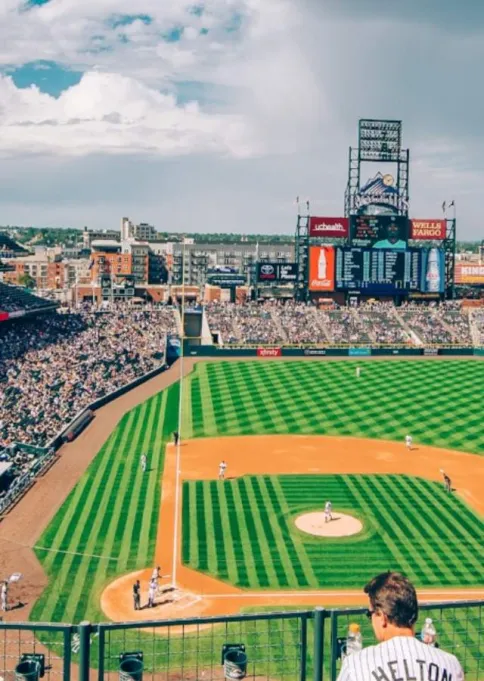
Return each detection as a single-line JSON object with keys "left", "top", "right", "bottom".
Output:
{"left": 0, "top": 282, "right": 55, "bottom": 313}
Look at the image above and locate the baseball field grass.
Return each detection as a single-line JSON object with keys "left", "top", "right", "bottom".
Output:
{"left": 31, "top": 359, "right": 484, "bottom": 628}
{"left": 182, "top": 474, "right": 484, "bottom": 589}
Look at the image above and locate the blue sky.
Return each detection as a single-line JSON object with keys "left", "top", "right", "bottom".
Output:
{"left": 0, "top": 0, "right": 483, "bottom": 238}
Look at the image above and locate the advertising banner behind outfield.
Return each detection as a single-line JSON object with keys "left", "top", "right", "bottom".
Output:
{"left": 309, "top": 217, "right": 349, "bottom": 238}
{"left": 256, "top": 347, "right": 282, "bottom": 357}
{"left": 410, "top": 219, "right": 446, "bottom": 240}
{"left": 455, "top": 263, "right": 484, "bottom": 284}
{"left": 309, "top": 246, "right": 335, "bottom": 291}
{"left": 257, "top": 263, "right": 298, "bottom": 282}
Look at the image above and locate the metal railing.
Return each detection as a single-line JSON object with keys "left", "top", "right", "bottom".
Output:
{"left": 0, "top": 602, "right": 482, "bottom": 681}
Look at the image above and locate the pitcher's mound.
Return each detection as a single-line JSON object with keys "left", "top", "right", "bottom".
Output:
{"left": 295, "top": 512, "right": 362, "bottom": 537}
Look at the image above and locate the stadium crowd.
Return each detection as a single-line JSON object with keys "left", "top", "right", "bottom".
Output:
{"left": 206, "top": 300, "right": 477, "bottom": 347}
{"left": 0, "top": 307, "right": 177, "bottom": 451}
{"left": 0, "top": 282, "right": 55, "bottom": 313}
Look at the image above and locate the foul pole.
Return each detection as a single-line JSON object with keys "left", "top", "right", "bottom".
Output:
{"left": 171, "top": 237, "right": 187, "bottom": 589}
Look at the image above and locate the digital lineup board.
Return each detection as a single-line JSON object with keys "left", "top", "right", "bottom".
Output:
{"left": 335, "top": 248, "right": 421, "bottom": 294}
{"left": 350, "top": 215, "right": 409, "bottom": 248}
{"left": 308, "top": 245, "right": 445, "bottom": 294}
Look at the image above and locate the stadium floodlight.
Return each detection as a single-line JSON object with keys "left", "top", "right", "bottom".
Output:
{"left": 15, "top": 654, "right": 45, "bottom": 681}
{"left": 222, "top": 644, "right": 247, "bottom": 680}
{"left": 119, "top": 652, "right": 143, "bottom": 681}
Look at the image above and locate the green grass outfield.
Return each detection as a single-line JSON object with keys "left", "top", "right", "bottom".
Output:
{"left": 182, "top": 474, "right": 484, "bottom": 588}
{"left": 31, "top": 359, "right": 484, "bottom": 627}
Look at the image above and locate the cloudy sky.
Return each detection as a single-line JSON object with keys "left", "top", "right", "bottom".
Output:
{"left": 0, "top": 0, "right": 483, "bottom": 237}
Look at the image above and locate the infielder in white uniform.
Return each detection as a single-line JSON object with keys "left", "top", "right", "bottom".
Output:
{"left": 219, "top": 460, "right": 227, "bottom": 480}
{"left": 0, "top": 581, "right": 7, "bottom": 612}
{"left": 140, "top": 453, "right": 147, "bottom": 473}
{"left": 405, "top": 435, "right": 413, "bottom": 451}
{"left": 324, "top": 501, "right": 332, "bottom": 523}
{"left": 337, "top": 571, "right": 464, "bottom": 681}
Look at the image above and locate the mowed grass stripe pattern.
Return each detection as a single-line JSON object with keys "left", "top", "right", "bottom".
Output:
{"left": 31, "top": 384, "right": 180, "bottom": 624}
{"left": 186, "top": 361, "right": 484, "bottom": 453}
{"left": 182, "top": 474, "right": 484, "bottom": 588}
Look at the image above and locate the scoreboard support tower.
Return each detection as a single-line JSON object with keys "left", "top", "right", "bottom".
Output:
{"left": 294, "top": 118, "right": 457, "bottom": 301}
{"left": 295, "top": 210, "right": 310, "bottom": 303}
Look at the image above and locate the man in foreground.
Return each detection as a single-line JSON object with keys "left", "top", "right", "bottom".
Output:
{"left": 337, "top": 571, "right": 464, "bottom": 680}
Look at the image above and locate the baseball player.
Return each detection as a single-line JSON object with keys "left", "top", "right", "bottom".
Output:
{"left": 147, "top": 578, "right": 157, "bottom": 608}
{"left": 151, "top": 566, "right": 160, "bottom": 583}
{"left": 441, "top": 470, "right": 452, "bottom": 494}
{"left": 356, "top": 366, "right": 361, "bottom": 378}
{"left": 218, "top": 460, "right": 227, "bottom": 480}
{"left": 1, "top": 581, "right": 7, "bottom": 612}
{"left": 337, "top": 571, "right": 464, "bottom": 681}
{"left": 132, "top": 580, "right": 141, "bottom": 610}
{"left": 324, "top": 500, "right": 332, "bottom": 523}
{"left": 173, "top": 431, "right": 180, "bottom": 446}
{"left": 140, "top": 453, "right": 147, "bottom": 473}
{"left": 405, "top": 435, "right": 413, "bottom": 451}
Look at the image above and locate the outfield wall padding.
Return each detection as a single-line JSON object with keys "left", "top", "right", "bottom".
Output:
{"left": 184, "top": 344, "right": 481, "bottom": 357}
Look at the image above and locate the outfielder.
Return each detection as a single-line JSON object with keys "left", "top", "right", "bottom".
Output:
{"left": 337, "top": 571, "right": 464, "bottom": 681}
{"left": 219, "top": 460, "right": 227, "bottom": 480}
{"left": 405, "top": 435, "right": 413, "bottom": 451}
{"left": 140, "top": 453, "right": 147, "bottom": 473}
{"left": 324, "top": 500, "right": 332, "bottom": 523}
{"left": 356, "top": 366, "right": 361, "bottom": 378}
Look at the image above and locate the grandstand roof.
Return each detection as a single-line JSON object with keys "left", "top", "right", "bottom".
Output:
{"left": 0, "top": 461, "right": 13, "bottom": 478}
{"left": 0, "top": 233, "right": 28, "bottom": 253}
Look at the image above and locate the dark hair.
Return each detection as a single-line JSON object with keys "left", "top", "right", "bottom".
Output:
{"left": 364, "top": 572, "right": 418, "bottom": 627}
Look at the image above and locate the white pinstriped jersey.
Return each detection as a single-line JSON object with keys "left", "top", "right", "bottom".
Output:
{"left": 337, "top": 635, "right": 464, "bottom": 681}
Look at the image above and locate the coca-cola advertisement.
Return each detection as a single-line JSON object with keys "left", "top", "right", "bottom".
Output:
{"left": 256, "top": 348, "right": 282, "bottom": 357}
{"left": 309, "top": 217, "right": 349, "bottom": 238}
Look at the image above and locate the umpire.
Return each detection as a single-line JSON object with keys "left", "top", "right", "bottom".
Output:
{"left": 133, "top": 580, "right": 141, "bottom": 610}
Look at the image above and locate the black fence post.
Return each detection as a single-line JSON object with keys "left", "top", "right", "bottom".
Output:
{"left": 313, "top": 607, "right": 325, "bottom": 681}
{"left": 78, "top": 621, "right": 91, "bottom": 681}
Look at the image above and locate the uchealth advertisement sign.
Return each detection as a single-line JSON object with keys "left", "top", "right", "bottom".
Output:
{"left": 309, "top": 246, "right": 335, "bottom": 291}
{"left": 309, "top": 217, "right": 349, "bottom": 238}
{"left": 410, "top": 219, "right": 446, "bottom": 240}
{"left": 455, "top": 263, "right": 484, "bottom": 284}
{"left": 257, "top": 348, "right": 281, "bottom": 357}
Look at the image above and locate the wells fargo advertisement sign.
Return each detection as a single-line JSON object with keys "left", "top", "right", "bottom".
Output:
{"left": 410, "top": 219, "right": 446, "bottom": 240}
{"left": 455, "top": 263, "right": 484, "bottom": 284}
{"left": 309, "top": 246, "right": 335, "bottom": 292}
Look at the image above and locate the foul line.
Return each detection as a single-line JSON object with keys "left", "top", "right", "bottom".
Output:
{"left": 0, "top": 535, "right": 118, "bottom": 562}
{"left": 198, "top": 589, "right": 484, "bottom": 599}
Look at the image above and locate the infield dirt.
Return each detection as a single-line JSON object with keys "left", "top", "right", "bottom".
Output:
{"left": 101, "top": 433, "right": 484, "bottom": 622}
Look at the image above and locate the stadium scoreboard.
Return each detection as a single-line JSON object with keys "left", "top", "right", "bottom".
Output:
{"left": 350, "top": 215, "right": 408, "bottom": 248}
{"left": 335, "top": 248, "right": 420, "bottom": 294}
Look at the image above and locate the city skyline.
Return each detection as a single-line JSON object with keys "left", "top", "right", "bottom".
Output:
{"left": 0, "top": 0, "right": 483, "bottom": 238}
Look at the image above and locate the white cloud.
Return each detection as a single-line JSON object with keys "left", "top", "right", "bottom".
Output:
{"left": 0, "top": 71, "right": 255, "bottom": 157}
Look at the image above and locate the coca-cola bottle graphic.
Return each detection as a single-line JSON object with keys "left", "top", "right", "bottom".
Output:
{"left": 318, "top": 249, "right": 327, "bottom": 280}
{"left": 426, "top": 248, "right": 441, "bottom": 292}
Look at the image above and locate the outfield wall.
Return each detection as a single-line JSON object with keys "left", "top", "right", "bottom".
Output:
{"left": 184, "top": 343, "right": 482, "bottom": 358}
